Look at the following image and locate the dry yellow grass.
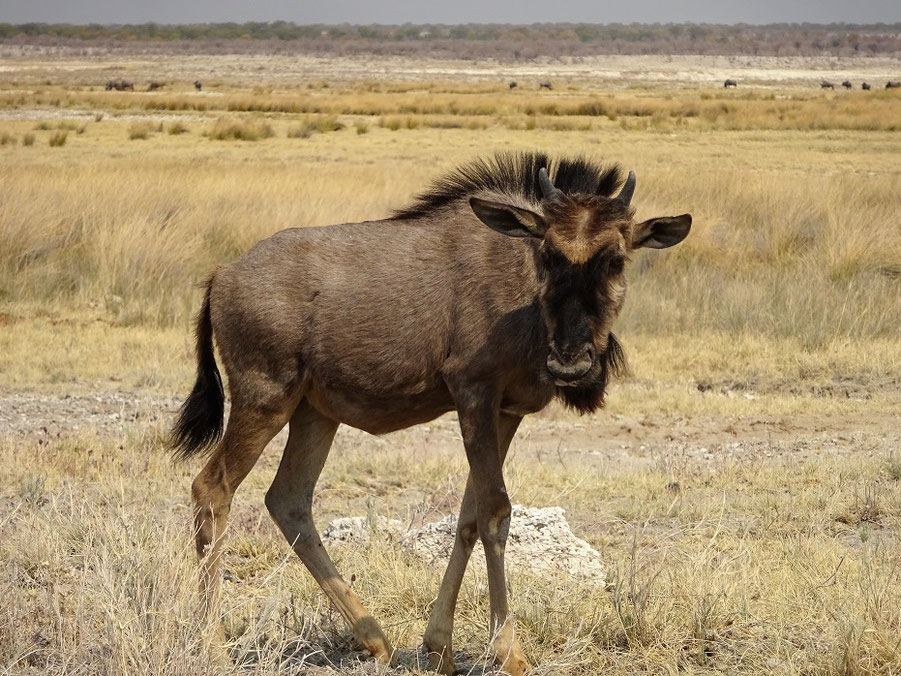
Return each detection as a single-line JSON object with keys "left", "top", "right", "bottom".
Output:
{"left": 3, "top": 84, "right": 901, "bottom": 131}
{"left": 1, "top": 52, "right": 901, "bottom": 675}
{"left": 1, "top": 417, "right": 899, "bottom": 674}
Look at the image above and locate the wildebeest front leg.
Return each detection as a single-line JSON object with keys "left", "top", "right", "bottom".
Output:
{"left": 456, "top": 400, "right": 529, "bottom": 676}
{"left": 423, "top": 413, "right": 522, "bottom": 674}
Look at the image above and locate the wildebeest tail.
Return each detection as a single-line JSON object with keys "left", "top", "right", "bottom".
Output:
{"left": 171, "top": 278, "right": 224, "bottom": 460}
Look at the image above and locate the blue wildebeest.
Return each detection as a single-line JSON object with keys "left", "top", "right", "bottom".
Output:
{"left": 821, "top": 81, "right": 835, "bottom": 89}
{"left": 723, "top": 79, "right": 738, "bottom": 88}
{"left": 172, "top": 153, "right": 692, "bottom": 676}
{"left": 105, "top": 79, "right": 134, "bottom": 91}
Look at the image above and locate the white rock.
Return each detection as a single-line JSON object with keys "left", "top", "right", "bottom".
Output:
{"left": 320, "top": 516, "right": 404, "bottom": 545}
{"left": 321, "top": 505, "right": 605, "bottom": 585}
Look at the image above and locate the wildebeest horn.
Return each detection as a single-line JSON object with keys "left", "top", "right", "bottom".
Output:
{"left": 539, "top": 167, "right": 561, "bottom": 201}
{"left": 615, "top": 170, "right": 636, "bottom": 206}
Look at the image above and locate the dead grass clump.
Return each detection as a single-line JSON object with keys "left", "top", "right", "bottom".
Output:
{"left": 48, "top": 130, "right": 67, "bottom": 146}
{"left": 379, "top": 115, "right": 420, "bottom": 130}
{"left": 286, "top": 114, "right": 344, "bottom": 138}
{"left": 207, "top": 117, "right": 274, "bottom": 141}
{"left": 56, "top": 119, "right": 85, "bottom": 132}
{"left": 886, "top": 454, "right": 901, "bottom": 482}
{"left": 167, "top": 121, "right": 189, "bottom": 135}
{"left": 0, "top": 131, "right": 16, "bottom": 145}
{"left": 127, "top": 121, "right": 156, "bottom": 140}
{"left": 22, "top": 132, "right": 35, "bottom": 146}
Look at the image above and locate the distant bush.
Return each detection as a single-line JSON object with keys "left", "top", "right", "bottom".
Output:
{"left": 34, "top": 121, "right": 52, "bottom": 130}
{"left": 0, "top": 131, "right": 16, "bottom": 145}
{"left": 22, "top": 133, "right": 35, "bottom": 146}
{"left": 167, "top": 121, "right": 189, "bottom": 135}
{"left": 207, "top": 117, "right": 274, "bottom": 141}
{"left": 48, "top": 131, "right": 67, "bottom": 146}
{"left": 354, "top": 120, "right": 369, "bottom": 135}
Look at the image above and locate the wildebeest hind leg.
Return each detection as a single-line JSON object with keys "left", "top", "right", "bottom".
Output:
{"left": 192, "top": 395, "right": 298, "bottom": 642}
{"left": 265, "top": 400, "right": 395, "bottom": 664}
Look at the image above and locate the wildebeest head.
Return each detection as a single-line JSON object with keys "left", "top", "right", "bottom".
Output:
{"left": 469, "top": 167, "right": 691, "bottom": 405}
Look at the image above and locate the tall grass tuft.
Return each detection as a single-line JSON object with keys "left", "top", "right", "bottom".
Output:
{"left": 207, "top": 117, "right": 274, "bottom": 141}
{"left": 48, "top": 130, "right": 67, "bottom": 146}
{"left": 128, "top": 121, "right": 155, "bottom": 140}
{"left": 286, "top": 115, "right": 344, "bottom": 139}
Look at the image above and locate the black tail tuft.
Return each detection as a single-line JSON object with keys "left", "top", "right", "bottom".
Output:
{"left": 171, "top": 280, "right": 225, "bottom": 461}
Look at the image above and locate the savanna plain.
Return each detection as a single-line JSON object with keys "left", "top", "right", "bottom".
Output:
{"left": 1, "top": 48, "right": 901, "bottom": 675}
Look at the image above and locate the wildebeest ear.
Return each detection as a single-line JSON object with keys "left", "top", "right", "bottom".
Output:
{"left": 632, "top": 214, "right": 692, "bottom": 249}
{"left": 469, "top": 197, "right": 548, "bottom": 239}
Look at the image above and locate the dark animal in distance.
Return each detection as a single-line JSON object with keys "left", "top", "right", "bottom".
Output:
{"left": 104, "top": 79, "right": 134, "bottom": 91}
{"left": 842, "top": 81, "right": 853, "bottom": 89}
{"left": 194, "top": 80, "right": 202, "bottom": 91}
{"left": 509, "top": 81, "right": 518, "bottom": 89}
{"left": 723, "top": 79, "right": 738, "bottom": 88}
{"left": 862, "top": 82, "right": 872, "bottom": 90}
{"left": 172, "top": 152, "right": 692, "bottom": 676}
{"left": 148, "top": 81, "right": 164, "bottom": 91}
{"left": 887, "top": 81, "right": 901, "bottom": 89}
{"left": 821, "top": 81, "right": 835, "bottom": 89}
{"left": 539, "top": 81, "right": 553, "bottom": 90}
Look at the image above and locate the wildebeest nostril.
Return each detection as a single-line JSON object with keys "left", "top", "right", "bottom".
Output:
{"left": 584, "top": 344, "right": 596, "bottom": 363}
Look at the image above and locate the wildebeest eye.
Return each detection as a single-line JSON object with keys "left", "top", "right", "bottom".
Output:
{"left": 608, "top": 257, "right": 625, "bottom": 275}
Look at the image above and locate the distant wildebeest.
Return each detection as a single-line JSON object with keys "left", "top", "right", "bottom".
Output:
{"left": 821, "top": 81, "right": 835, "bottom": 90}
{"left": 148, "top": 81, "right": 164, "bottom": 91}
{"left": 841, "top": 81, "right": 853, "bottom": 89}
{"left": 539, "top": 81, "right": 553, "bottom": 90}
{"left": 194, "top": 80, "right": 202, "bottom": 91}
{"left": 887, "top": 81, "right": 901, "bottom": 89}
{"left": 723, "top": 79, "right": 738, "bottom": 88}
{"left": 509, "top": 80, "right": 518, "bottom": 89}
{"left": 862, "top": 82, "right": 871, "bottom": 90}
{"left": 172, "top": 152, "right": 692, "bottom": 676}
{"left": 105, "top": 79, "right": 134, "bottom": 91}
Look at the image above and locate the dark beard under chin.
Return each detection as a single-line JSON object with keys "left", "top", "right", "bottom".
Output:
{"left": 556, "top": 333, "right": 627, "bottom": 415}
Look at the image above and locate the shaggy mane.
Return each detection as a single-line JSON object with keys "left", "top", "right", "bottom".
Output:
{"left": 393, "top": 151, "right": 623, "bottom": 220}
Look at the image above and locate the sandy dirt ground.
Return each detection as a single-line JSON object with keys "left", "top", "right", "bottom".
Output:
{"left": 3, "top": 389, "right": 897, "bottom": 473}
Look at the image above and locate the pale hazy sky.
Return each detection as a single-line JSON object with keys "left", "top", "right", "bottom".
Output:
{"left": 1, "top": 0, "right": 899, "bottom": 26}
